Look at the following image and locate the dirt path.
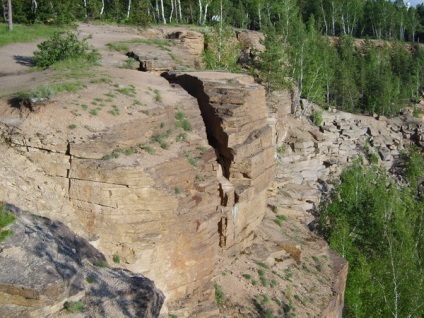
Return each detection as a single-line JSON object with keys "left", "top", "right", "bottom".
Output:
{"left": 0, "top": 24, "right": 148, "bottom": 97}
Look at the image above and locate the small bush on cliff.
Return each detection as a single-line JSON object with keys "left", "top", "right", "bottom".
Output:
{"left": 33, "top": 32, "right": 100, "bottom": 68}
{"left": 0, "top": 204, "right": 15, "bottom": 242}
{"left": 310, "top": 110, "right": 323, "bottom": 126}
{"left": 64, "top": 301, "right": 84, "bottom": 313}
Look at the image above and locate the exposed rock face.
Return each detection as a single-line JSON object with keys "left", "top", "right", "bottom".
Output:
{"left": 0, "top": 204, "right": 164, "bottom": 318}
{"left": 164, "top": 71, "right": 275, "bottom": 254}
{"left": 0, "top": 69, "right": 276, "bottom": 316}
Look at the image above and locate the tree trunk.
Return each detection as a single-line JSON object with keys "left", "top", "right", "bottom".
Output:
{"left": 127, "top": 0, "right": 131, "bottom": 18}
{"left": 178, "top": 0, "right": 182, "bottom": 22}
{"left": 198, "top": 0, "right": 203, "bottom": 24}
{"left": 100, "top": 0, "right": 104, "bottom": 15}
{"left": 203, "top": 1, "right": 209, "bottom": 25}
{"left": 83, "top": 0, "right": 87, "bottom": 18}
{"left": 32, "top": 0, "right": 38, "bottom": 14}
{"left": 169, "top": 0, "right": 174, "bottom": 23}
{"left": 7, "top": 0, "right": 12, "bottom": 31}
{"left": 160, "top": 0, "right": 166, "bottom": 24}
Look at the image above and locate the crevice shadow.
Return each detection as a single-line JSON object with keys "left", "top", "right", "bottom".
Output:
{"left": 13, "top": 55, "right": 34, "bottom": 67}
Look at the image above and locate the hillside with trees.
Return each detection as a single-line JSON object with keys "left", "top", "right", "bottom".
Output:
{"left": 1, "top": 1, "right": 423, "bottom": 318}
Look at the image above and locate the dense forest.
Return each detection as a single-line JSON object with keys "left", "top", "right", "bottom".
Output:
{"left": 319, "top": 150, "right": 424, "bottom": 317}
{"left": 4, "top": 1, "right": 424, "bottom": 116}
{"left": 2, "top": 0, "right": 424, "bottom": 41}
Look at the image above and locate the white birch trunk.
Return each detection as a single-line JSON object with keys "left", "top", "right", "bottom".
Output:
{"left": 178, "top": 0, "right": 182, "bottom": 21}
{"left": 169, "top": 0, "right": 174, "bottom": 23}
{"left": 198, "top": 0, "right": 203, "bottom": 24}
{"left": 160, "top": 0, "right": 166, "bottom": 24}
{"left": 100, "top": 0, "right": 104, "bottom": 15}
{"left": 203, "top": 1, "right": 209, "bottom": 25}
{"left": 7, "top": 0, "right": 12, "bottom": 30}
{"left": 32, "top": 0, "right": 38, "bottom": 13}
{"left": 127, "top": 0, "right": 131, "bottom": 18}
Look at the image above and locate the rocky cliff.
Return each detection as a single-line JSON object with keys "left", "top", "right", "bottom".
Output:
{"left": 0, "top": 203, "right": 164, "bottom": 318}
{"left": 4, "top": 24, "right": 420, "bottom": 317}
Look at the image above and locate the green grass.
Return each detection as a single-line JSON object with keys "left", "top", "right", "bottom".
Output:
{"left": 141, "top": 146, "right": 154, "bottom": 154}
{"left": 68, "top": 124, "right": 77, "bottom": 129}
{"left": 94, "top": 261, "right": 108, "bottom": 268}
{"left": 86, "top": 276, "right": 96, "bottom": 283}
{"left": 116, "top": 86, "right": 136, "bottom": 97}
{"left": 50, "top": 57, "right": 99, "bottom": 72}
{"left": 0, "top": 24, "right": 69, "bottom": 47}
{"left": 121, "top": 57, "right": 138, "bottom": 69}
{"left": 17, "top": 82, "right": 86, "bottom": 100}
{"left": 0, "top": 204, "right": 16, "bottom": 242}
{"left": 113, "top": 254, "right": 121, "bottom": 264}
{"left": 154, "top": 89, "right": 162, "bottom": 102}
{"left": 242, "top": 274, "right": 252, "bottom": 279}
{"left": 91, "top": 77, "right": 112, "bottom": 84}
{"left": 106, "top": 42, "right": 130, "bottom": 52}
{"left": 214, "top": 284, "right": 225, "bottom": 307}
{"left": 64, "top": 301, "right": 84, "bottom": 313}
{"left": 254, "top": 260, "right": 270, "bottom": 269}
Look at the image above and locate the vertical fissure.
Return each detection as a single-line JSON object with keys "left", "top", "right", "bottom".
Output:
{"left": 162, "top": 72, "right": 236, "bottom": 249}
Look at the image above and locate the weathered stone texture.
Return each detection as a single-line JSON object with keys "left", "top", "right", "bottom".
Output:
{"left": 165, "top": 71, "right": 275, "bottom": 254}
{"left": 0, "top": 204, "right": 164, "bottom": 318}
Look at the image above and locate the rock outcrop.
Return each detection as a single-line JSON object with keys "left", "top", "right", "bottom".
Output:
{"left": 164, "top": 71, "right": 275, "bottom": 254}
{"left": 0, "top": 203, "right": 164, "bottom": 318}
{"left": 0, "top": 68, "right": 276, "bottom": 316}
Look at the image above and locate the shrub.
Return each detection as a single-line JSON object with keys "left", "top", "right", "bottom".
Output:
{"left": 214, "top": 284, "right": 225, "bottom": 307}
{"left": 310, "top": 109, "right": 323, "bottom": 126}
{"left": 0, "top": 204, "right": 15, "bottom": 242}
{"left": 33, "top": 32, "right": 100, "bottom": 68}
{"left": 64, "top": 301, "right": 84, "bottom": 313}
{"left": 112, "top": 255, "right": 121, "bottom": 264}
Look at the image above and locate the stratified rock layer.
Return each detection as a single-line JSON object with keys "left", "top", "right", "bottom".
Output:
{"left": 164, "top": 71, "right": 275, "bottom": 254}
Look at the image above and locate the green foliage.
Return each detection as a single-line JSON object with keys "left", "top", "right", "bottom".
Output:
{"left": 94, "top": 261, "right": 108, "bottom": 268}
{"left": 86, "top": 276, "right": 96, "bottom": 283}
{"left": 68, "top": 124, "right": 77, "bottom": 129}
{"left": 154, "top": 89, "right": 162, "bottom": 102}
{"left": 0, "top": 24, "right": 68, "bottom": 47}
{"left": 0, "top": 204, "right": 16, "bottom": 243}
{"left": 64, "top": 301, "right": 84, "bottom": 313}
{"left": 310, "top": 110, "right": 323, "bottom": 126}
{"left": 413, "top": 107, "right": 422, "bottom": 118}
{"left": 33, "top": 32, "right": 100, "bottom": 68}
{"left": 120, "top": 57, "right": 138, "bottom": 69}
{"left": 183, "top": 150, "right": 198, "bottom": 167}
{"left": 175, "top": 112, "right": 192, "bottom": 132}
{"left": 319, "top": 161, "right": 424, "bottom": 317}
{"left": 256, "top": 25, "right": 291, "bottom": 92}
{"left": 202, "top": 24, "right": 241, "bottom": 72}
{"left": 214, "top": 284, "right": 225, "bottom": 307}
{"left": 106, "top": 42, "right": 130, "bottom": 52}
{"left": 242, "top": 274, "right": 252, "bottom": 279}
{"left": 112, "top": 254, "right": 120, "bottom": 264}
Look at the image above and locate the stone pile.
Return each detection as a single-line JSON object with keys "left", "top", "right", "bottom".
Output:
{"left": 271, "top": 103, "right": 423, "bottom": 219}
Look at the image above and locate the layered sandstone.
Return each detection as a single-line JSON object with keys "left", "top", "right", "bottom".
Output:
{"left": 164, "top": 71, "right": 275, "bottom": 254}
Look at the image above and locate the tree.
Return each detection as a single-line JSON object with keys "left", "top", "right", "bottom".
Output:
{"left": 256, "top": 25, "right": 290, "bottom": 92}
{"left": 7, "top": 0, "right": 12, "bottom": 30}
{"left": 320, "top": 158, "right": 424, "bottom": 318}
